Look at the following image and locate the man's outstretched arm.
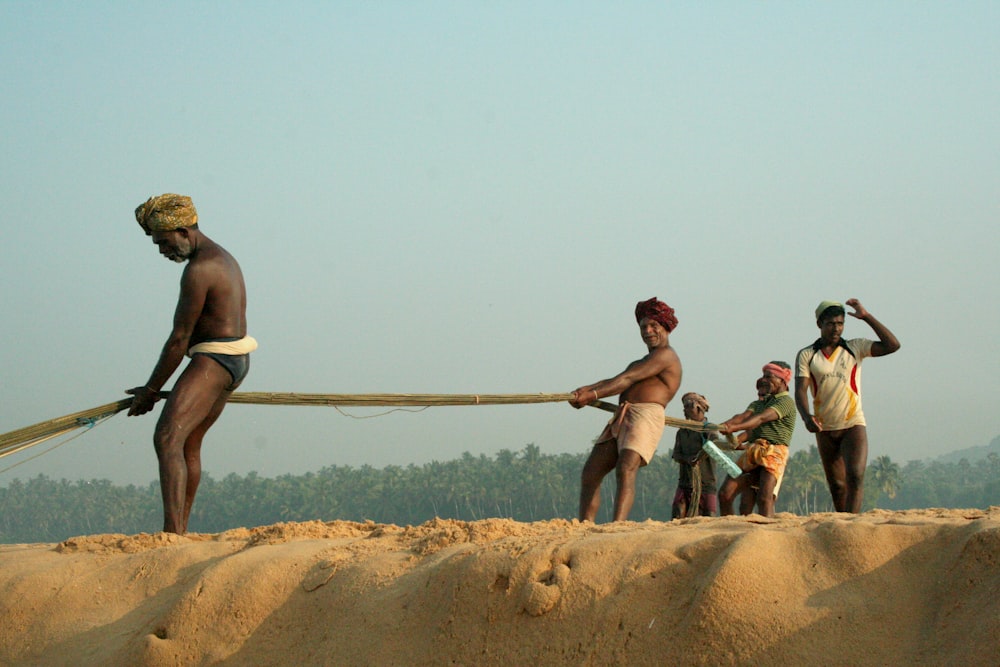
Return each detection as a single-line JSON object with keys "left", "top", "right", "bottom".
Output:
{"left": 570, "top": 347, "right": 678, "bottom": 408}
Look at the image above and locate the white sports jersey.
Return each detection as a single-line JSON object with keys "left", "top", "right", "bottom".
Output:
{"left": 795, "top": 338, "right": 874, "bottom": 431}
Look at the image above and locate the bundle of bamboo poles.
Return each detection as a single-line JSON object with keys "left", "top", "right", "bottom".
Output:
{"left": 224, "top": 392, "right": 576, "bottom": 407}
{"left": 0, "top": 399, "right": 132, "bottom": 459}
{"left": 0, "top": 392, "right": 720, "bottom": 461}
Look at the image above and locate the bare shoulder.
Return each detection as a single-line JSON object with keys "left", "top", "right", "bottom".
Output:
{"left": 194, "top": 241, "right": 242, "bottom": 273}
{"left": 650, "top": 344, "right": 680, "bottom": 365}
{"left": 643, "top": 344, "right": 681, "bottom": 376}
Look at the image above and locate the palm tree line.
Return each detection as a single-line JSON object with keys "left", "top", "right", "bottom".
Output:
{"left": 2, "top": 445, "right": 997, "bottom": 544}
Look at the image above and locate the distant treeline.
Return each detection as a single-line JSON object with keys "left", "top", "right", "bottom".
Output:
{"left": 2, "top": 444, "right": 998, "bottom": 544}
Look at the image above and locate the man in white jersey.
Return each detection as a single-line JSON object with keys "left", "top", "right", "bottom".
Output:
{"left": 794, "top": 299, "right": 900, "bottom": 513}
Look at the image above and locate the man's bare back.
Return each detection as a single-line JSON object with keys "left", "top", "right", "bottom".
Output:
{"left": 182, "top": 242, "right": 248, "bottom": 346}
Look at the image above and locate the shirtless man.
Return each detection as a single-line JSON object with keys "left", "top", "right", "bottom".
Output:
{"left": 570, "top": 297, "right": 682, "bottom": 522}
{"left": 795, "top": 299, "right": 900, "bottom": 513}
{"left": 126, "top": 194, "right": 256, "bottom": 534}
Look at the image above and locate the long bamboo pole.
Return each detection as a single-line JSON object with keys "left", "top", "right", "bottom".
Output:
{"left": 588, "top": 399, "right": 721, "bottom": 432}
{"left": 1, "top": 392, "right": 721, "bottom": 460}
{"left": 0, "top": 393, "right": 573, "bottom": 458}
{"left": 0, "top": 399, "right": 132, "bottom": 458}
{"left": 223, "top": 392, "right": 576, "bottom": 407}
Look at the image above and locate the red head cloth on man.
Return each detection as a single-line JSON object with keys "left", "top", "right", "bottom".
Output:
{"left": 635, "top": 297, "right": 678, "bottom": 332}
{"left": 762, "top": 362, "right": 792, "bottom": 386}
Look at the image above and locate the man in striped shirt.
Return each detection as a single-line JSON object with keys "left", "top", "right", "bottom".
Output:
{"left": 718, "top": 362, "right": 797, "bottom": 518}
{"left": 794, "top": 299, "right": 900, "bottom": 513}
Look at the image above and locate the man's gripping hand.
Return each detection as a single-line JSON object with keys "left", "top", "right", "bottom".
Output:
{"left": 569, "top": 387, "right": 599, "bottom": 409}
{"left": 126, "top": 386, "right": 161, "bottom": 416}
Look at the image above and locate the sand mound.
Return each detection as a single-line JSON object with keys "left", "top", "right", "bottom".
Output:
{"left": 1, "top": 509, "right": 997, "bottom": 665}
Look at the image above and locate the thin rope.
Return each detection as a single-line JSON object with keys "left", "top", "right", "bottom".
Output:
{"left": 0, "top": 391, "right": 716, "bottom": 465}
{"left": 0, "top": 399, "right": 131, "bottom": 459}
{"left": 0, "top": 412, "right": 119, "bottom": 474}
{"left": 0, "top": 429, "right": 75, "bottom": 460}
{"left": 333, "top": 406, "right": 431, "bottom": 419}
{"left": 0, "top": 393, "right": 574, "bottom": 462}
{"left": 687, "top": 463, "right": 703, "bottom": 518}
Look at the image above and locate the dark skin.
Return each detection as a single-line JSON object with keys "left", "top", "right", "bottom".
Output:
{"left": 570, "top": 317, "right": 681, "bottom": 522}
{"left": 794, "top": 298, "right": 900, "bottom": 513}
{"left": 671, "top": 401, "right": 708, "bottom": 519}
{"left": 126, "top": 225, "right": 248, "bottom": 534}
{"left": 718, "top": 373, "right": 787, "bottom": 517}
{"left": 717, "top": 377, "right": 770, "bottom": 516}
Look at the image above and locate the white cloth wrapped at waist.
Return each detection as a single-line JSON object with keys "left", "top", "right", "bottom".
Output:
{"left": 187, "top": 336, "right": 258, "bottom": 357}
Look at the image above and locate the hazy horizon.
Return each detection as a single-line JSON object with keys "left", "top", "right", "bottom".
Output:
{"left": 2, "top": 3, "right": 998, "bottom": 487}
{"left": 3, "top": 420, "right": 998, "bottom": 489}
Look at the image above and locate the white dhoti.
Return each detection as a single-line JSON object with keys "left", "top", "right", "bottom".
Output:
{"left": 594, "top": 401, "right": 666, "bottom": 464}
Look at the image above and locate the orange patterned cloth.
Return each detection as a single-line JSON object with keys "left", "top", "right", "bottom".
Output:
{"left": 737, "top": 438, "right": 790, "bottom": 495}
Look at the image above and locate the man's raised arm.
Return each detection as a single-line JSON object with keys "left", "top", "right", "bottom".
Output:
{"left": 846, "top": 298, "right": 900, "bottom": 357}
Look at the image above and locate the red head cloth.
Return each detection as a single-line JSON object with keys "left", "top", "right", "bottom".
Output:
{"left": 635, "top": 297, "right": 678, "bottom": 332}
{"left": 762, "top": 362, "right": 792, "bottom": 386}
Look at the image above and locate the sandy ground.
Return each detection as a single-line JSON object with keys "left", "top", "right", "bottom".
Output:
{"left": 1, "top": 508, "right": 998, "bottom": 666}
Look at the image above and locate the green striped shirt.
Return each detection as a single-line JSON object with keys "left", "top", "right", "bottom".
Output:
{"left": 751, "top": 392, "right": 796, "bottom": 446}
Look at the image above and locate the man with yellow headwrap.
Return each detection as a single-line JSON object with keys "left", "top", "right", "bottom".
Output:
{"left": 126, "top": 194, "right": 257, "bottom": 535}
{"left": 569, "top": 297, "right": 682, "bottom": 522}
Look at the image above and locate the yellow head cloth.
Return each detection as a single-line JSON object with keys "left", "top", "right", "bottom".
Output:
{"left": 135, "top": 194, "right": 198, "bottom": 234}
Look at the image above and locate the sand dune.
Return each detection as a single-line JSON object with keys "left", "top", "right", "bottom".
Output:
{"left": 1, "top": 508, "right": 997, "bottom": 666}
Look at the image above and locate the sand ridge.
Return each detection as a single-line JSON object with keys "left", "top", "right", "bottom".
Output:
{"left": 1, "top": 508, "right": 997, "bottom": 665}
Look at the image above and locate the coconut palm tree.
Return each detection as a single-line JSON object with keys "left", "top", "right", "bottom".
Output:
{"left": 780, "top": 446, "right": 828, "bottom": 515}
{"left": 868, "top": 455, "right": 901, "bottom": 507}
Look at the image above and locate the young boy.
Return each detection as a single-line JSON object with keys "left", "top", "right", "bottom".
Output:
{"left": 671, "top": 392, "right": 719, "bottom": 518}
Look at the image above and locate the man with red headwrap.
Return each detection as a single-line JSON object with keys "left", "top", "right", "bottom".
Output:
{"left": 569, "top": 297, "right": 682, "bottom": 522}
{"left": 717, "top": 361, "right": 797, "bottom": 518}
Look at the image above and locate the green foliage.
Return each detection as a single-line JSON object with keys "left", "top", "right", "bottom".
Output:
{"left": 776, "top": 446, "right": 833, "bottom": 514}
{"left": 2, "top": 444, "right": 998, "bottom": 544}
{"left": 0, "top": 476, "right": 160, "bottom": 542}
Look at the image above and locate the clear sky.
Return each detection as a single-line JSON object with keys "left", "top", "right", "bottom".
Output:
{"left": 2, "top": 2, "right": 998, "bottom": 486}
